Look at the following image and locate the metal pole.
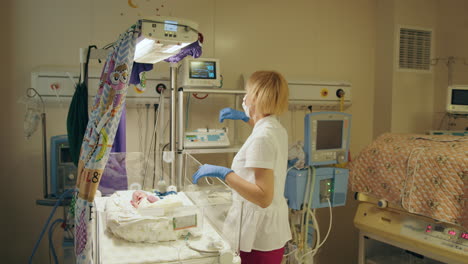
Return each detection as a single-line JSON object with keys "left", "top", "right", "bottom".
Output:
{"left": 447, "top": 56, "right": 455, "bottom": 86}
{"left": 170, "top": 65, "right": 177, "bottom": 186}
{"left": 158, "top": 89, "right": 165, "bottom": 183}
{"left": 152, "top": 104, "right": 158, "bottom": 189}
{"left": 183, "top": 88, "right": 246, "bottom": 95}
{"left": 177, "top": 88, "right": 184, "bottom": 190}
{"left": 41, "top": 113, "right": 48, "bottom": 198}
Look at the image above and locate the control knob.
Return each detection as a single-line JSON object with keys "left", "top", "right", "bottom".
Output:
{"left": 336, "top": 152, "right": 346, "bottom": 163}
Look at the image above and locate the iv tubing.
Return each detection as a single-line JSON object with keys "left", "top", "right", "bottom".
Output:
{"left": 301, "top": 198, "right": 333, "bottom": 260}
{"left": 300, "top": 166, "right": 311, "bottom": 258}
{"left": 304, "top": 167, "right": 316, "bottom": 257}
{"left": 28, "top": 189, "right": 74, "bottom": 264}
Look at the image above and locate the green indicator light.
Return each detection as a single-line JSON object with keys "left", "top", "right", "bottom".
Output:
{"left": 328, "top": 189, "right": 331, "bottom": 192}
{"left": 327, "top": 183, "right": 331, "bottom": 185}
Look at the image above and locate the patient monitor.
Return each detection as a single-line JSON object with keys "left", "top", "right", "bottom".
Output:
{"left": 179, "top": 58, "right": 221, "bottom": 87}
{"left": 50, "top": 135, "right": 77, "bottom": 198}
{"left": 304, "top": 112, "right": 351, "bottom": 166}
{"left": 446, "top": 85, "right": 468, "bottom": 114}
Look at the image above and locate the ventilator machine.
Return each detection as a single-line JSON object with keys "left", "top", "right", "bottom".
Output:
{"left": 284, "top": 111, "right": 352, "bottom": 263}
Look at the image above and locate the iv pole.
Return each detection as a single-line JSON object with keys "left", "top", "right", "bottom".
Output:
{"left": 431, "top": 56, "right": 468, "bottom": 86}
{"left": 170, "top": 64, "right": 178, "bottom": 187}
{"left": 431, "top": 56, "right": 468, "bottom": 130}
{"left": 26, "top": 88, "right": 48, "bottom": 198}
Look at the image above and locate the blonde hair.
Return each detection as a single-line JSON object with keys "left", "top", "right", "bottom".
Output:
{"left": 246, "top": 71, "right": 289, "bottom": 116}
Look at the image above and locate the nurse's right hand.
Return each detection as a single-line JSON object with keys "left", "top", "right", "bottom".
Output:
{"left": 219, "top": 108, "right": 249, "bottom": 123}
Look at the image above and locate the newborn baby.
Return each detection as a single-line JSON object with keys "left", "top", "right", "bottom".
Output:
{"left": 131, "top": 190, "right": 160, "bottom": 208}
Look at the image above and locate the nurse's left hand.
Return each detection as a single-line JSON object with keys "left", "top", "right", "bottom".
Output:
{"left": 192, "top": 164, "right": 233, "bottom": 184}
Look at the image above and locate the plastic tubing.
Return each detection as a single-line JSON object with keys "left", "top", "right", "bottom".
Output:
{"left": 303, "top": 166, "right": 316, "bottom": 263}
{"left": 28, "top": 189, "right": 74, "bottom": 264}
{"left": 48, "top": 218, "right": 65, "bottom": 264}
{"left": 300, "top": 167, "right": 311, "bottom": 256}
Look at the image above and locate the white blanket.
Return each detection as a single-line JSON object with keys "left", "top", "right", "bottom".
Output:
{"left": 105, "top": 191, "right": 198, "bottom": 243}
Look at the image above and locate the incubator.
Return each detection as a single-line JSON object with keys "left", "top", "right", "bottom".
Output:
{"left": 351, "top": 133, "right": 468, "bottom": 264}
{"left": 91, "top": 152, "right": 241, "bottom": 264}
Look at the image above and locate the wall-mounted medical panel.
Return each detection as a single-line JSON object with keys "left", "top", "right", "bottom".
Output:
{"left": 242, "top": 74, "right": 351, "bottom": 110}
{"left": 288, "top": 81, "right": 352, "bottom": 110}
{"left": 31, "top": 69, "right": 170, "bottom": 106}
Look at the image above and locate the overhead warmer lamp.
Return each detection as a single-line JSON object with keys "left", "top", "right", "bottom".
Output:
{"left": 134, "top": 17, "right": 200, "bottom": 188}
{"left": 134, "top": 17, "right": 199, "bottom": 63}
{"left": 76, "top": 17, "right": 200, "bottom": 189}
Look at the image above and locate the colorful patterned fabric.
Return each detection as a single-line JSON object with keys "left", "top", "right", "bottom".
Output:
{"left": 77, "top": 23, "right": 140, "bottom": 202}
{"left": 350, "top": 133, "right": 468, "bottom": 229}
{"left": 75, "top": 200, "right": 88, "bottom": 256}
{"left": 74, "top": 22, "right": 141, "bottom": 263}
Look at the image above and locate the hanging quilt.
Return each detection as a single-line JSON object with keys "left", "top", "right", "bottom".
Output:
{"left": 74, "top": 22, "right": 140, "bottom": 263}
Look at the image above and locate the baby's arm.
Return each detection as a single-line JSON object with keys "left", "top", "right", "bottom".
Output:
{"left": 131, "top": 190, "right": 147, "bottom": 208}
{"left": 131, "top": 190, "right": 159, "bottom": 208}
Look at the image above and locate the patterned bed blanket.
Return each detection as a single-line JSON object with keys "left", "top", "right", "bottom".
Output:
{"left": 350, "top": 133, "right": 468, "bottom": 229}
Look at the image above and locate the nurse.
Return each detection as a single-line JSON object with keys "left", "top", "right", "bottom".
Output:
{"left": 192, "top": 71, "right": 291, "bottom": 264}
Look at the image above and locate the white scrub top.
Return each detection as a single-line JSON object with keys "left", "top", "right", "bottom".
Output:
{"left": 223, "top": 115, "right": 291, "bottom": 252}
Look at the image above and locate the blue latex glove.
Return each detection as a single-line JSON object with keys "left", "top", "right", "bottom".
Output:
{"left": 219, "top": 107, "right": 249, "bottom": 123}
{"left": 192, "top": 164, "right": 234, "bottom": 184}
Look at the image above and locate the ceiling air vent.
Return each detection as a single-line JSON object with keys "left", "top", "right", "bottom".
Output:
{"left": 398, "top": 27, "right": 432, "bottom": 71}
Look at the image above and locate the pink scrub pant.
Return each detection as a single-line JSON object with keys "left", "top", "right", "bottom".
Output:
{"left": 240, "top": 247, "right": 284, "bottom": 264}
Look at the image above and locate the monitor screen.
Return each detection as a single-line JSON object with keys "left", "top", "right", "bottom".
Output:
{"left": 164, "top": 20, "right": 178, "bottom": 32}
{"left": 316, "top": 120, "right": 343, "bottom": 150}
{"left": 189, "top": 61, "right": 217, "bottom": 79}
{"left": 60, "top": 146, "right": 72, "bottom": 164}
{"left": 452, "top": 89, "right": 468, "bottom": 106}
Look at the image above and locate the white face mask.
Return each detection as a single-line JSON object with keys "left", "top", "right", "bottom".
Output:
{"left": 242, "top": 96, "right": 250, "bottom": 118}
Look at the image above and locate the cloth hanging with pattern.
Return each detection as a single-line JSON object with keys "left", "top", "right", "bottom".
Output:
{"left": 74, "top": 22, "right": 141, "bottom": 264}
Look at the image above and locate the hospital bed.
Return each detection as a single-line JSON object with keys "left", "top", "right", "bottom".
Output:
{"left": 90, "top": 153, "right": 241, "bottom": 264}
{"left": 350, "top": 133, "right": 468, "bottom": 264}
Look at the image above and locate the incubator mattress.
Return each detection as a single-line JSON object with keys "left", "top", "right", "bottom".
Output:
{"left": 350, "top": 133, "right": 468, "bottom": 229}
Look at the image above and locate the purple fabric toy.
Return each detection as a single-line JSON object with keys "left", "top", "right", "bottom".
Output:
{"left": 99, "top": 153, "right": 128, "bottom": 196}
{"left": 112, "top": 106, "right": 126, "bottom": 152}
{"left": 164, "top": 40, "right": 203, "bottom": 63}
{"left": 129, "top": 62, "right": 154, "bottom": 85}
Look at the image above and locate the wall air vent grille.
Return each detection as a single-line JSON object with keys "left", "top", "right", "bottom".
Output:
{"left": 399, "top": 28, "right": 432, "bottom": 70}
